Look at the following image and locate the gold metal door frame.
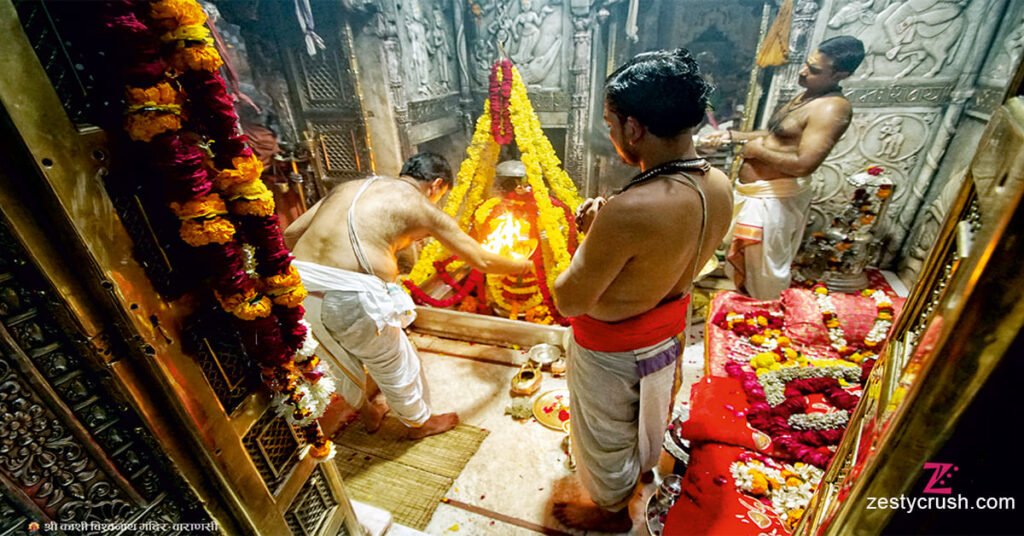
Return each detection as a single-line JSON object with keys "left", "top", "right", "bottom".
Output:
{"left": 798, "top": 98, "right": 1024, "bottom": 535}
{"left": 0, "top": 1, "right": 360, "bottom": 534}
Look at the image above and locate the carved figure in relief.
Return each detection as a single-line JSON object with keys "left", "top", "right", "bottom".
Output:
{"left": 878, "top": 117, "right": 906, "bottom": 160}
{"left": 520, "top": 2, "right": 562, "bottom": 87}
{"left": 429, "top": 7, "right": 452, "bottom": 92}
{"left": 828, "top": 0, "right": 966, "bottom": 79}
{"left": 511, "top": 0, "right": 543, "bottom": 65}
{"left": 995, "top": 14, "right": 1024, "bottom": 75}
{"left": 790, "top": 0, "right": 820, "bottom": 59}
{"left": 407, "top": 1, "right": 432, "bottom": 94}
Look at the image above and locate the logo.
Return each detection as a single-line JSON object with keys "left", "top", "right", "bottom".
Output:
{"left": 27, "top": 522, "right": 40, "bottom": 532}
{"left": 922, "top": 462, "right": 958, "bottom": 495}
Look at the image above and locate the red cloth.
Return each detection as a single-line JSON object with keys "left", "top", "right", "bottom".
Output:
{"left": 706, "top": 288, "right": 906, "bottom": 376}
{"left": 679, "top": 377, "right": 771, "bottom": 452}
{"left": 569, "top": 295, "right": 690, "bottom": 352}
{"left": 663, "top": 444, "right": 787, "bottom": 535}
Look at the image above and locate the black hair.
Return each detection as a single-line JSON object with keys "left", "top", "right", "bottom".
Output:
{"left": 400, "top": 152, "right": 453, "bottom": 187}
{"left": 604, "top": 48, "right": 713, "bottom": 138}
{"left": 817, "top": 36, "right": 866, "bottom": 74}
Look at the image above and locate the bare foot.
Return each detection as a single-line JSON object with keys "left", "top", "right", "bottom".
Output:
{"left": 359, "top": 401, "right": 388, "bottom": 433}
{"left": 553, "top": 500, "right": 632, "bottom": 533}
{"left": 407, "top": 412, "right": 459, "bottom": 439}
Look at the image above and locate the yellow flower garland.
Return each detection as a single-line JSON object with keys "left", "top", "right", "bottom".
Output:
{"left": 405, "top": 64, "right": 583, "bottom": 315}
{"left": 150, "top": 0, "right": 207, "bottom": 28}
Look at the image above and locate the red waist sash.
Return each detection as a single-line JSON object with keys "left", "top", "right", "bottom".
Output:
{"left": 569, "top": 295, "right": 690, "bottom": 353}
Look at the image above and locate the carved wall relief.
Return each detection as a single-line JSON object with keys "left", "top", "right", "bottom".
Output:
{"left": 805, "top": 111, "right": 938, "bottom": 245}
{"left": 399, "top": 0, "right": 458, "bottom": 100}
{"left": 825, "top": 0, "right": 972, "bottom": 80}
{"left": 465, "top": 0, "right": 568, "bottom": 91}
{"left": 971, "top": 1, "right": 1024, "bottom": 116}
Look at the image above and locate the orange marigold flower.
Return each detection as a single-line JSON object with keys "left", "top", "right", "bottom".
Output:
{"left": 777, "top": 336, "right": 791, "bottom": 347}
{"left": 750, "top": 470, "right": 769, "bottom": 496}
{"left": 215, "top": 155, "right": 264, "bottom": 190}
{"left": 126, "top": 82, "right": 180, "bottom": 106}
{"left": 172, "top": 45, "right": 224, "bottom": 72}
{"left": 169, "top": 193, "right": 227, "bottom": 219}
{"left": 125, "top": 112, "right": 182, "bottom": 142}
{"left": 151, "top": 0, "right": 207, "bottom": 28}
{"left": 179, "top": 217, "right": 235, "bottom": 246}
{"left": 232, "top": 197, "right": 276, "bottom": 217}
{"left": 215, "top": 288, "right": 272, "bottom": 320}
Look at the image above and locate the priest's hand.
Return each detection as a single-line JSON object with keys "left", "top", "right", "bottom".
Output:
{"left": 576, "top": 196, "right": 606, "bottom": 235}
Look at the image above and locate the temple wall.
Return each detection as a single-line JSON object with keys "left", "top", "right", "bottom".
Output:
{"left": 898, "top": 0, "right": 1024, "bottom": 282}
{"left": 759, "top": 0, "right": 1015, "bottom": 280}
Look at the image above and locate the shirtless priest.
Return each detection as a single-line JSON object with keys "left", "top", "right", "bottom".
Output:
{"left": 706, "top": 35, "right": 865, "bottom": 300}
{"left": 285, "top": 153, "right": 531, "bottom": 438}
{"left": 552, "top": 49, "right": 733, "bottom": 532}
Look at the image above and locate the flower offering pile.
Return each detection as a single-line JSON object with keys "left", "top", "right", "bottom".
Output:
{"left": 403, "top": 60, "right": 582, "bottom": 325}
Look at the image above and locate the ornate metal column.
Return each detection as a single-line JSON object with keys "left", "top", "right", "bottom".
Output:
{"left": 567, "top": 0, "right": 597, "bottom": 193}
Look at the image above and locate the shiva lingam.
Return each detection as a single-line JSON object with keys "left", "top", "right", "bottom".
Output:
{"left": 794, "top": 166, "right": 895, "bottom": 292}
{"left": 402, "top": 59, "right": 581, "bottom": 332}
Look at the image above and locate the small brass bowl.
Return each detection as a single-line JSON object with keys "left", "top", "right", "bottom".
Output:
{"left": 528, "top": 344, "right": 561, "bottom": 366}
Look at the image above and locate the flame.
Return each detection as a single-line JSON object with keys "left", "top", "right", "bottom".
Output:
{"left": 482, "top": 212, "right": 536, "bottom": 260}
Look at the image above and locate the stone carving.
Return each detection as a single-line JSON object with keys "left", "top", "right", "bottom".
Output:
{"left": 844, "top": 86, "right": 953, "bottom": 106}
{"left": 511, "top": 0, "right": 562, "bottom": 87}
{"left": 790, "top": 0, "right": 820, "bottom": 61}
{"left": 877, "top": 117, "right": 906, "bottom": 160}
{"left": 898, "top": 170, "right": 966, "bottom": 281}
{"left": 803, "top": 111, "right": 936, "bottom": 243}
{"left": 467, "top": 0, "right": 565, "bottom": 90}
{"left": 978, "top": 5, "right": 1024, "bottom": 89}
{"left": 430, "top": 7, "right": 453, "bottom": 92}
{"left": 402, "top": 0, "right": 457, "bottom": 99}
{"left": 406, "top": 2, "right": 432, "bottom": 95}
{"left": 827, "top": 0, "right": 968, "bottom": 79}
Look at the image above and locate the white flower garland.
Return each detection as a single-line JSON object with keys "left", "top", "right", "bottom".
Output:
{"left": 864, "top": 290, "right": 894, "bottom": 347}
{"left": 788, "top": 410, "right": 850, "bottom": 431}
{"left": 760, "top": 364, "right": 862, "bottom": 406}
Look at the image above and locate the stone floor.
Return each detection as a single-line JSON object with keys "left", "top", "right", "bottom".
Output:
{"left": 341, "top": 317, "right": 709, "bottom": 536}
{"left": 341, "top": 271, "right": 910, "bottom": 535}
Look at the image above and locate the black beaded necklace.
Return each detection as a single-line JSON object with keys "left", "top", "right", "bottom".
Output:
{"left": 617, "top": 158, "right": 710, "bottom": 194}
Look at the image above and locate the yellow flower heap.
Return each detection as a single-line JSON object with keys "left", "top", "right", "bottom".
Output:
{"left": 405, "top": 63, "right": 582, "bottom": 322}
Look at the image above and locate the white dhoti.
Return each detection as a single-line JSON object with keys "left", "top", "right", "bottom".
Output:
{"left": 725, "top": 178, "right": 813, "bottom": 301}
{"left": 567, "top": 336, "right": 681, "bottom": 510}
{"left": 294, "top": 260, "right": 431, "bottom": 427}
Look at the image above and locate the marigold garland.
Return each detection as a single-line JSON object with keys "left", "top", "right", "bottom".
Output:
{"left": 94, "top": 0, "right": 333, "bottom": 461}
{"left": 178, "top": 217, "right": 236, "bottom": 246}
{"left": 403, "top": 61, "right": 580, "bottom": 326}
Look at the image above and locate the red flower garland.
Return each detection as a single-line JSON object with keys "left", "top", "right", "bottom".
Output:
{"left": 92, "top": 0, "right": 329, "bottom": 456}
{"left": 489, "top": 59, "right": 513, "bottom": 145}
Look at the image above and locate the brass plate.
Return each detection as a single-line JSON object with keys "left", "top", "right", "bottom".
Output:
{"left": 532, "top": 389, "right": 570, "bottom": 431}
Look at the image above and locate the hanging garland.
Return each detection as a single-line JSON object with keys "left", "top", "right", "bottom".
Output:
{"left": 489, "top": 59, "right": 513, "bottom": 144}
{"left": 95, "top": 0, "right": 334, "bottom": 460}
{"left": 404, "top": 61, "right": 581, "bottom": 325}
